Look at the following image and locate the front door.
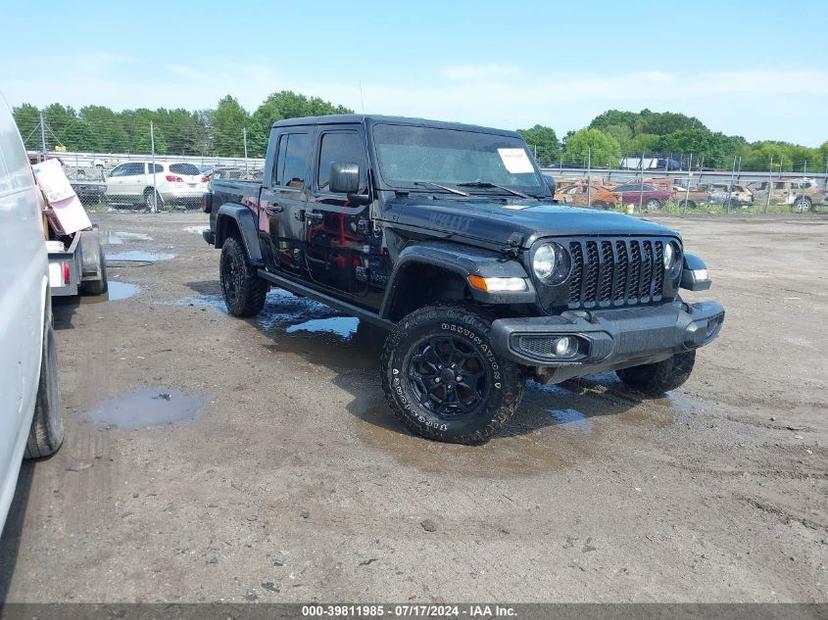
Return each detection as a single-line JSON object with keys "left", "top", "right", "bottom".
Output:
{"left": 304, "top": 126, "right": 373, "bottom": 299}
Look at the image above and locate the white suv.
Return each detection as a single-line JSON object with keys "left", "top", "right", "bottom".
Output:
{"left": 105, "top": 161, "right": 208, "bottom": 209}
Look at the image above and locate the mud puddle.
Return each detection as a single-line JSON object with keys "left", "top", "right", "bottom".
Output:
{"left": 547, "top": 408, "right": 593, "bottom": 433}
{"left": 85, "top": 386, "right": 208, "bottom": 430}
{"left": 79, "top": 281, "right": 140, "bottom": 303}
{"left": 176, "top": 288, "right": 384, "bottom": 370}
{"left": 106, "top": 250, "right": 176, "bottom": 263}
{"left": 103, "top": 231, "right": 153, "bottom": 245}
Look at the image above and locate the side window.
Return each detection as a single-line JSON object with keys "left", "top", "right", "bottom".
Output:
{"left": 280, "top": 133, "right": 310, "bottom": 188}
{"left": 123, "top": 163, "right": 146, "bottom": 176}
{"left": 150, "top": 163, "right": 163, "bottom": 173}
{"left": 317, "top": 131, "right": 367, "bottom": 191}
{"left": 110, "top": 164, "right": 127, "bottom": 177}
{"left": 169, "top": 163, "right": 199, "bottom": 175}
{"left": 272, "top": 134, "right": 288, "bottom": 186}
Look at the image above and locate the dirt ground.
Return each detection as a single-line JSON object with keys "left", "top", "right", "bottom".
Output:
{"left": 1, "top": 212, "right": 825, "bottom": 604}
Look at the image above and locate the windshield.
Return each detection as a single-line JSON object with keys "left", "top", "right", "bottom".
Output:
{"left": 372, "top": 123, "right": 546, "bottom": 195}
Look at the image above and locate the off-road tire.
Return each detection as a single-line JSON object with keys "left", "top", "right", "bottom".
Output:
{"left": 792, "top": 197, "right": 812, "bottom": 213}
{"left": 616, "top": 350, "right": 696, "bottom": 396}
{"left": 381, "top": 304, "right": 524, "bottom": 445}
{"left": 25, "top": 312, "right": 64, "bottom": 459}
{"left": 220, "top": 235, "right": 267, "bottom": 317}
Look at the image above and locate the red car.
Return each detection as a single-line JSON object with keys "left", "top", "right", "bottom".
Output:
{"left": 611, "top": 182, "right": 673, "bottom": 209}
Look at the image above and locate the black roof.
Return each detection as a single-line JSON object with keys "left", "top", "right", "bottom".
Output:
{"left": 271, "top": 114, "right": 520, "bottom": 137}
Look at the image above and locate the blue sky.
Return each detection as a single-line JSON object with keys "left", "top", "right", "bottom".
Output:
{"left": 2, "top": 0, "right": 826, "bottom": 145}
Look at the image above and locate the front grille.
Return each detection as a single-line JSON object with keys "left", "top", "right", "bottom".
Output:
{"left": 567, "top": 238, "right": 667, "bottom": 308}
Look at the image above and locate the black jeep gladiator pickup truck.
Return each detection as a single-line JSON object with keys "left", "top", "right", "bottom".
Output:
{"left": 203, "top": 115, "right": 724, "bottom": 444}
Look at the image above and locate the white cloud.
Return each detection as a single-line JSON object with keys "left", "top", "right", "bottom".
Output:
{"left": 3, "top": 56, "right": 826, "bottom": 146}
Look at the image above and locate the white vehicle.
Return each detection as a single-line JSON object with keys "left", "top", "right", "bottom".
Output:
{"left": 105, "top": 160, "right": 208, "bottom": 210}
{"left": 0, "top": 95, "right": 63, "bottom": 533}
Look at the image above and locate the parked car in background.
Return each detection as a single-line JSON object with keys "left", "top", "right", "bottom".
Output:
{"left": 105, "top": 161, "right": 208, "bottom": 210}
{"left": 746, "top": 178, "right": 824, "bottom": 212}
{"left": 610, "top": 182, "right": 673, "bottom": 209}
{"left": 556, "top": 180, "right": 620, "bottom": 209}
{"left": 708, "top": 183, "right": 753, "bottom": 207}
{"left": 0, "top": 94, "right": 64, "bottom": 533}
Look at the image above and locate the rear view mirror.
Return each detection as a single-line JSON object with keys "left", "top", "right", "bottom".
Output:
{"left": 329, "top": 162, "right": 360, "bottom": 194}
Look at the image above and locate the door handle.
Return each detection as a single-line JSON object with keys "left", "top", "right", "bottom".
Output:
{"left": 266, "top": 204, "right": 284, "bottom": 214}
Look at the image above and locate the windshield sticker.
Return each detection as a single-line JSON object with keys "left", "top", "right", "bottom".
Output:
{"left": 497, "top": 148, "right": 534, "bottom": 174}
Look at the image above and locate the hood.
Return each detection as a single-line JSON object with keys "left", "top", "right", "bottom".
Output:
{"left": 385, "top": 197, "right": 679, "bottom": 248}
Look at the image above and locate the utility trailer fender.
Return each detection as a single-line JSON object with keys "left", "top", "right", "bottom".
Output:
{"left": 47, "top": 226, "right": 107, "bottom": 297}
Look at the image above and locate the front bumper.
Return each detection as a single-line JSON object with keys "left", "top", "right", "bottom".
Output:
{"left": 491, "top": 300, "right": 724, "bottom": 382}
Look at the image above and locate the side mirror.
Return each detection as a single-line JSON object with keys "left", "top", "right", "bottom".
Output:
{"left": 329, "top": 162, "right": 360, "bottom": 195}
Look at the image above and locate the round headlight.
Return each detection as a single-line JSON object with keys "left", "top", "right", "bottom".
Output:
{"left": 532, "top": 242, "right": 570, "bottom": 284}
{"left": 664, "top": 241, "right": 682, "bottom": 275}
{"left": 533, "top": 244, "right": 557, "bottom": 281}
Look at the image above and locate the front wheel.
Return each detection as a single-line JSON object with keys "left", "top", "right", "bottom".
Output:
{"left": 616, "top": 350, "right": 695, "bottom": 396}
{"left": 381, "top": 305, "right": 524, "bottom": 445}
{"left": 646, "top": 198, "right": 662, "bottom": 210}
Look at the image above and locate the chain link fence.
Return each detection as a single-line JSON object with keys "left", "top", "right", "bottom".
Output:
{"left": 16, "top": 109, "right": 828, "bottom": 215}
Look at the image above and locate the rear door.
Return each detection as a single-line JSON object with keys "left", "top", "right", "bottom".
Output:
{"left": 305, "top": 125, "right": 372, "bottom": 297}
{"left": 259, "top": 129, "right": 311, "bottom": 276}
{"left": 169, "top": 162, "right": 207, "bottom": 192}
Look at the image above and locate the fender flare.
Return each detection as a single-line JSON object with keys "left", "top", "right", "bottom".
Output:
{"left": 214, "top": 204, "right": 264, "bottom": 266}
{"left": 379, "top": 240, "right": 534, "bottom": 319}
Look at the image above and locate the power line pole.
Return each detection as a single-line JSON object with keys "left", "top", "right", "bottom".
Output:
{"left": 586, "top": 146, "right": 592, "bottom": 209}
{"left": 765, "top": 156, "right": 773, "bottom": 213}
{"left": 150, "top": 121, "right": 157, "bottom": 213}
{"left": 40, "top": 110, "right": 47, "bottom": 155}
{"left": 683, "top": 152, "right": 693, "bottom": 213}
{"left": 243, "top": 127, "right": 249, "bottom": 176}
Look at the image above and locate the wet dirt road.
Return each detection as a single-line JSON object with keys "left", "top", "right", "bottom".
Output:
{"left": 1, "top": 213, "right": 825, "bottom": 603}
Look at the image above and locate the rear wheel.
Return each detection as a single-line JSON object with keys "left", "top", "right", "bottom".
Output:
{"left": 792, "top": 197, "right": 812, "bottom": 213}
{"left": 220, "top": 236, "right": 268, "bottom": 317}
{"left": 79, "top": 230, "right": 108, "bottom": 296}
{"left": 680, "top": 199, "right": 697, "bottom": 209}
{"left": 616, "top": 351, "right": 695, "bottom": 396}
{"left": 25, "top": 311, "right": 64, "bottom": 459}
{"left": 143, "top": 187, "right": 161, "bottom": 211}
{"left": 646, "top": 198, "right": 662, "bottom": 210}
{"left": 381, "top": 304, "right": 524, "bottom": 444}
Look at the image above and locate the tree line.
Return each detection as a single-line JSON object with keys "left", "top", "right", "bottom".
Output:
{"left": 519, "top": 109, "right": 828, "bottom": 173}
{"left": 13, "top": 94, "right": 828, "bottom": 172}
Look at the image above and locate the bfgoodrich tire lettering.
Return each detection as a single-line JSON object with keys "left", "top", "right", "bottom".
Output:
{"left": 381, "top": 304, "right": 523, "bottom": 445}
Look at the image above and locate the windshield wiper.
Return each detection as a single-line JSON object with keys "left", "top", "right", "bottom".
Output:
{"left": 412, "top": 181, "right": 469, "bottom": 196}
{"left": 456, "top": 181, "right": 530, "bottom": 199}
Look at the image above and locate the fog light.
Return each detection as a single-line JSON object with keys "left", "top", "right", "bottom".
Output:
{"left": 554, "top": 336, "right": 578, "bottom": 357}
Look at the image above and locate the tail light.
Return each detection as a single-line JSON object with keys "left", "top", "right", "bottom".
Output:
{"left": 62, "top": 261, "right": 70, "bottom": 285}
{"left": 165, "top": 175, "right": 183, "bottom": 182}
{"left": 201, "top": 176, "right": 209, "bottom": 183}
